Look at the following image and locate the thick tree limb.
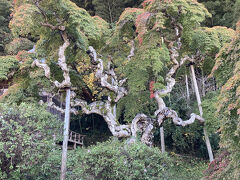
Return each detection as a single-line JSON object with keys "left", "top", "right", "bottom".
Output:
{"left": 54, "top": 32, "right": 71, "bottom": 88}
{"left": 31, "top": 59, "right": 51, "bottom": 79}
{"left": 87, "top": 46, "right": 127, "bottom": 102}
{"left": 156, "top": 107, "right": 204, "bottom": 126}
{"left": 72, "top": 98, "right": 153, "bottom": 144}
{"left": 41, "top": 22, "right": 65, "bottom": 31}
{"left": 39, "top": 91, "right": 77, "bottom": 115}
{"left": 131, "top": 113, "right": 154, "bottom": 146}
{"left": 73, "top": 98, "right": 131, "bottom": 137}
{"left": 154, "top": 22, "right": 204, "bottom": 129}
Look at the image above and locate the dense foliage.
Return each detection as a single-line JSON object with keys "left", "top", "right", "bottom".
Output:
{"left": 36, "top": 139, "right": 208, "bottom": 180}
{"left": 0, "top": 56, "right": 18, "bottom": 81}
{"left": 199, "top": 0, "right": 240, "bottom": 28}
{"left": 210, "top": 21, "right": 240, "bottom": 179}
{"left": 0, "top": 0, "right": 12, "bottom": 55}
{"left": 70, "top": 139, "right": 173, "bottom": 179}
{"left": 71, "top": 0, "right": 143, "bottom": 23}
{"left": 0, "top": 103, "right": 61, "bottom": 179}
{"left": 5, "top": 38, "right": 34, "bottom": 55}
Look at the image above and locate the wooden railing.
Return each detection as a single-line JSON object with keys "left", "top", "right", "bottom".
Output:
{"left": 68, "top": 130, "right": 86, "bottom": 149}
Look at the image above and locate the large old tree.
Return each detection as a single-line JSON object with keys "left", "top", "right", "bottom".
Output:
{"left": 7, "top": 0, "right": 238, "bottom": 167}
{"left": 9, "top": 0, "right": 214, "bottom": 152}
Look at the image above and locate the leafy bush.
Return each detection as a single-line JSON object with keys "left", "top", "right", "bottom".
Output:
{"left": 0, "top": 103, "right": 62, "bottom": 179}
{"left": 20, "top": 139, "right": 208, "bottom": 180}
{"left": 68, "top": 139, "right": 174, "bottom": 180}
{"left": 201, "top": 91, "right": 220, "bottom": 134}
{"left": 0, "top": 56, "right": 18, "bottom": 80}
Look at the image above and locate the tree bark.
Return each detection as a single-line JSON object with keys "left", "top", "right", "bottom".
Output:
{"left": 60, "top": 88, "right": 71, "bottom": 180}
{"left": 190, "top": 65, "right": 214, "bottom": 162}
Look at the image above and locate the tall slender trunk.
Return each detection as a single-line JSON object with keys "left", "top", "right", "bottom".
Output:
{"left": 190, "top": 74, "right": 195, "bottom": 94}
{"left": 60, "top": 88, "right": 71, "bottom": 180}
{"left": 185, "top": 74, "right": 190, "bottom": 105}
{"left": 201, "top": 69, "right": 206, "bottom": 97}
{"left": 160, "top": 127, "right": 165, "bottom": 153}
{"left": 190, "top": 65, "right": 214, "bottom": 162}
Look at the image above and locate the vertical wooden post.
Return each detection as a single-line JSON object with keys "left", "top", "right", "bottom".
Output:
{"left": 60, "top": 88, "right": 71, "bottom": 180}
{"left": 160, "top": 127, "right": 165, "bottom": 153}
{"left": 190, "top": 65, "right": 214, "bottom": 162}
{"left": 74, "top": 133, "right": 77, "bottom": 149}
{"left": 201, "top": 69, "right": 206, "bottom": 97}
{"left": 185, "top": 74, "right": 190, "bottom": 102}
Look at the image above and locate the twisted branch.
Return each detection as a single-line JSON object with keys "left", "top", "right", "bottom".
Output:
{"left": 54, "top": 32, "right": 71, "bottom": 88}
{"left": 31, "top": 59, "right": 51, "bottom": 79}
{"left": 87, "top": 46, "right": 127, "bottom": 102}
{"left": 154, "top": 20, "right": 204, "bottom": 127}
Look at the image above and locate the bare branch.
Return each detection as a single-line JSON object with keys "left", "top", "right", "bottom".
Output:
{"left": 34, "top": 0, "right": 47, "bottom": 21}
{"left": 41, "top": 22, "right": 65, "bottom": 31}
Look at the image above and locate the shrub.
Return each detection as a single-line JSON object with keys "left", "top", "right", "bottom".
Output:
{"left": 0, "top": 103, "right": 62, "bottom": 179}
{"left": 28, "top": 139, "right": 208, "bottom": 179}
{"left": 0, "top": 56, "right": 18, "bottom": 81}
{"left": 68, "top": 138, "right": 174, "bottom": 180}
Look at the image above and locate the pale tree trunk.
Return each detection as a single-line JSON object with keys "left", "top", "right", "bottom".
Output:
{"left": 160, "top": 127, "right": 165, "bottom": 153}
{"left": 185, "top": 74, "right": 190, "bottom": 102}
{"left": 60, "top": 88, "right": 71, "bottom": 180}
{"left": 190, "top": 65, "right": 214, "bottom": 162}
{"left": 190, "top": 75, "right": 195, "bottom": 94}
{"left": 201, "top": 69, "right": 206, "bottom": 97}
